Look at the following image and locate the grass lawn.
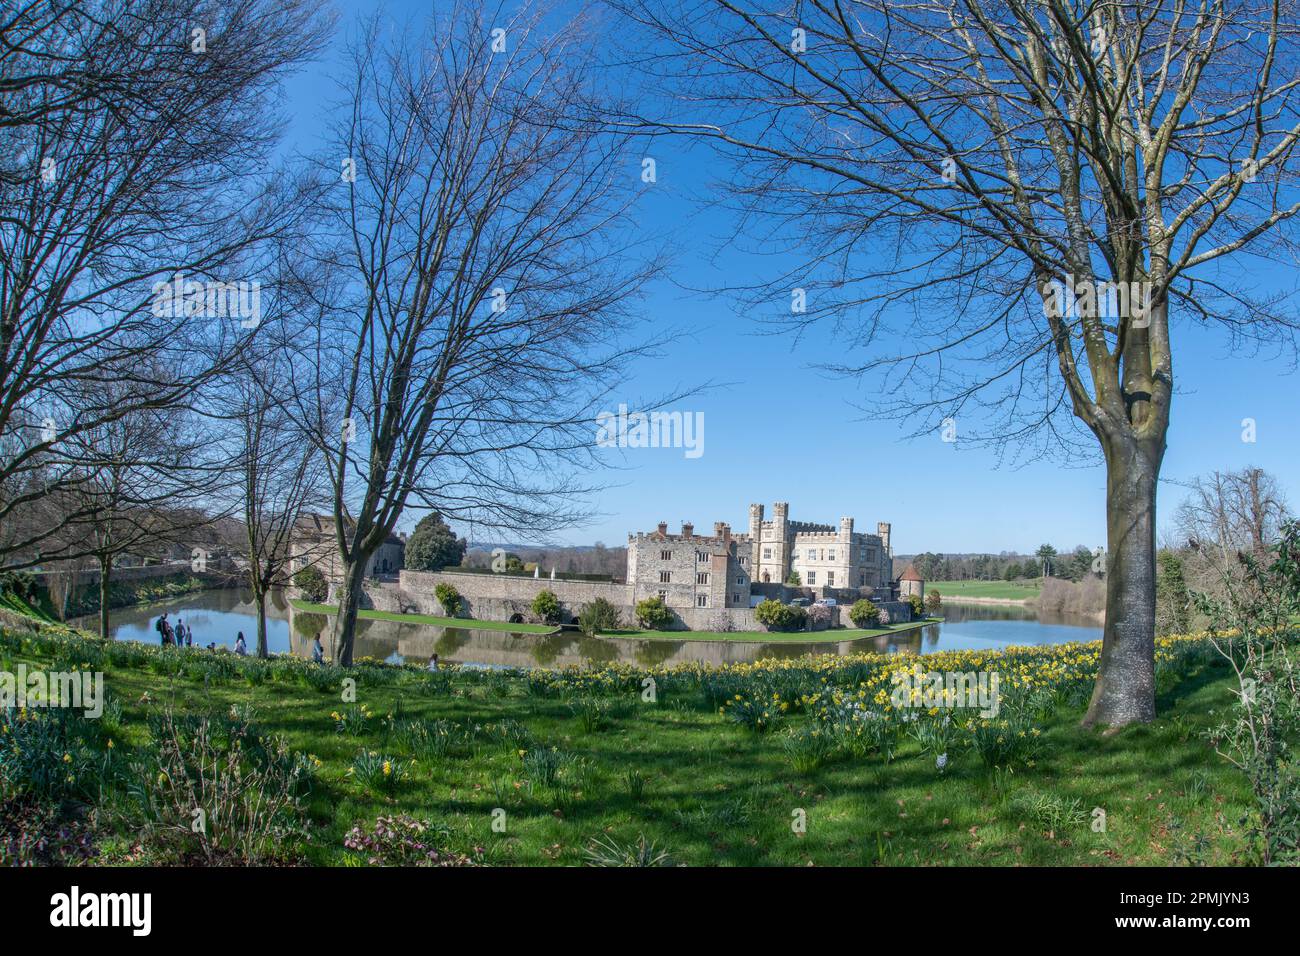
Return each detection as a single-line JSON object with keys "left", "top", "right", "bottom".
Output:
{"left": 929, "top": 580, "right": 1043, "bottom": 601}
{"left": 289, "top": 599, "right": 558, "bottom": 634}
{"left": 0, "top": 610, "right": 1257, "bottom": 867}
{"left": 596, "top": 617, "right": 935, "bottom": 643}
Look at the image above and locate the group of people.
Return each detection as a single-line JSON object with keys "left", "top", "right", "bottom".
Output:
{"left": 153, "top": 612, "right": 219, "bottom": 652}
{"left": 154, "top": 612, "right": 193, "bottom": 647}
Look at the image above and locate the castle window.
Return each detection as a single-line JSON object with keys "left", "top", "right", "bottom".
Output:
{"left": 658, "top": 590, "right": 667, "bottom": 600}
{"left": 859, "top": 572, "right": 867, "bottom": 587}
{"left": 763, "top": 548, "right": 771, "bottom": 559}
{"left": 827, "top": 571, "right": 835, "bottom": 586}
{"left": 866, "top": 548, "right": 875, "bottom": 561}
{"left": 828, "top": 550, "right": 836, "bottom": 562}
{"left": 736, "top": 575, "right": 744, "bottom": 585}
{"left": 660, "top": 550, "right": 672, "bottom": 561}
{"left": 697, "top": 550, "right": 708, "bottom": 563}
{"left": 696, "top": 572, "right": 709, "bottom": 585}
{"left": 807, "top": 571, "right": 816, "bottom": 585}
{"left": 732, "top": 593, "right": 740, "bottom": 604}
{"left": 659, "top": 571, "right": 671, "bottom": 583}
{"left": 696, "top": 594, "right": 708, "bottom": 607}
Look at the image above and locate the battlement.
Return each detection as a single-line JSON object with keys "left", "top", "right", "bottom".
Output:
{"left": 631, "top": 502, "right": 892, "bottom": 594}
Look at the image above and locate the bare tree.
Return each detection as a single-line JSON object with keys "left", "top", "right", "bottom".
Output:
{"left": 611, "top": 0, "right": 1300, "bottom": 726}
{"left": 291, "top": 1, "right": 663, "bottom": 666}
{"left": 228, "top": 344, "right": 326, "bottom": 658}
{"left": 0, "top": 0, "right": 330, "bottom": 570}
{"left": 48, "top": 384, "right": 217, "bottom": 638}
{"left": 1175, "top": 466, "right": 1292, "bottom": 600}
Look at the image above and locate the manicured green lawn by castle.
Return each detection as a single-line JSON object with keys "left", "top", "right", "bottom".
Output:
{"left": 289, "top": 599, "right": 558, "bottom": 634}
{"left": 596, "top": 617, "right": 935, "bottom": 643}
{"left": 929, "top": 580, "right": 1042, "bottom": 601}
{"left": 0, "top": 615, "right": 1256, "bottom": 867}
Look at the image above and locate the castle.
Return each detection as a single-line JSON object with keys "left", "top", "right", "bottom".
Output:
{"left": 362, "top": 501, "right": 911, "bottom": 633}
{"left": 626, "top": 502, "right": 892, "bottom": 610}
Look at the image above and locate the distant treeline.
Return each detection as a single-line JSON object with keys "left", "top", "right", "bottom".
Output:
{"left": 896, "top": 548, "right": 1103, "bottom": 584}
{"left": 462, "top": 543, "right": 627, "bottom": 580}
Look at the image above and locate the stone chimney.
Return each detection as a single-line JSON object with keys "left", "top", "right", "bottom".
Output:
{"left": 681, "top": 521, "right": 694, "bottom": 538}
{"left": 657, "top": 521, "right": 668, "bottom": 536}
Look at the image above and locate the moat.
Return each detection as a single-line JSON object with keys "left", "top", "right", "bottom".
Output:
{"left": 83, "top": 589, "right": 1103, "bottom": 668}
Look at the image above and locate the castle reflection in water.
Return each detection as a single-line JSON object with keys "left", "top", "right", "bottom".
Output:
{"left": 291, "top": 614, "right": 936, "bottom": 669}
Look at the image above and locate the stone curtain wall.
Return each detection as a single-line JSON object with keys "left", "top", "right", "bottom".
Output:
{"left": 387, "top": 570, "right": 910, "bottom": 633}
{"left": 400, "top": 569, "right": 630, "bottom": 624}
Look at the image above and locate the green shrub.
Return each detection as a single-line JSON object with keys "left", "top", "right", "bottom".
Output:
{"left": 907, "top": 594, "right": 924, "bottom": 618}
{"left": 1010, "top": 790, "right": 1088, "bottom": 838}
{"left": 0, "top": 570, "right": 37, "bottom": 603}
{"left": 522, "top": 747, "right": 565, "bottom": 788}
{"left": 849, "top": 599, "right": 880, "bottom": 628}
{"left": 293, "top": 566, "right": 329, "bottom": 603}
{"left": 622, "top": 767, "right": 647, "bottom": 801}
{"left": 577, "top": 597, "right": 622, "bottom": 635}
{"left": 969, "top": 714, "right": 1042, "bottom": 768}
{"left": 569, "top": 696, "right": 613, "bottom": 733}
{"left": 722, "top": 693, "right": 780, "bottom": 732}
{"left": 0, "top": 707, "right": 113, "bottom": 803}
{"left": 434, "top": 582, "right": 461, "bottom": 617}
{"left": 583, "top": 833, "right": 672, "bottom": 867}
{"left": 349, "top": 750, "right": 412, "bottom": 794}
{"left": 134, "top": 705, "right": 310, "bottom": 864}
{"left": 925, "top": 589, "right": 942, "bottom": 611}
{"left": 331, "top": 703, "right": 373, "bottom": 736}
{"left": 531, "top": 589, "right": 562, "bottom": 625}
{"left": 754, "top": 599, "right": 806, "bottom": 632}
{"left": 634, "top": 595, "right": 672, "bottom": 630}
{"left": 782, "top": 725, "right": 837, "bottom": 774}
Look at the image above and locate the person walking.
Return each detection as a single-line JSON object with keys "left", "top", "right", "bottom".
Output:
{"left": 311, "top": 634, "right": 325, "bottom": 665}
{"left": 155, "top": 613, "right": 170, "bottom": 646}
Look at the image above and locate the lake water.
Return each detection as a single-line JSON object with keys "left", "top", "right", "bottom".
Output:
{"left": 83, "top": 589, "right": 1103, "bottom": 668}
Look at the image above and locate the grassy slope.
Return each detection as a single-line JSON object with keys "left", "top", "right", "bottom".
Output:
{"left": 929, "top": 580, "right": 1042, "bottom": 601}
{"left": 3, "top": 624, "right": 1251, "bottom": 866}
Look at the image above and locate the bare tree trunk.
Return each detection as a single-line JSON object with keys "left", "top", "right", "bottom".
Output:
{"left": 252, "top": 577, "right": 269, "bottom": 659}
{"left": 333, "top": 557, "right": 369, "bottom": 667}
{"left": 97, "top": 555, "right": 111, "bottom": 641}
{"left": 1083, "top": 439, "right": 1161, "bottom": 728}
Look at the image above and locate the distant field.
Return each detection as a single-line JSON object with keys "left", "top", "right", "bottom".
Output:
{"left": 927, "top": 580, "right": 1041, "bottom": 601}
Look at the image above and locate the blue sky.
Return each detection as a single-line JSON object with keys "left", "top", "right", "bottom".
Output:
{"left": 279, "top": 0, "right": 1300, "bottom": 555}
